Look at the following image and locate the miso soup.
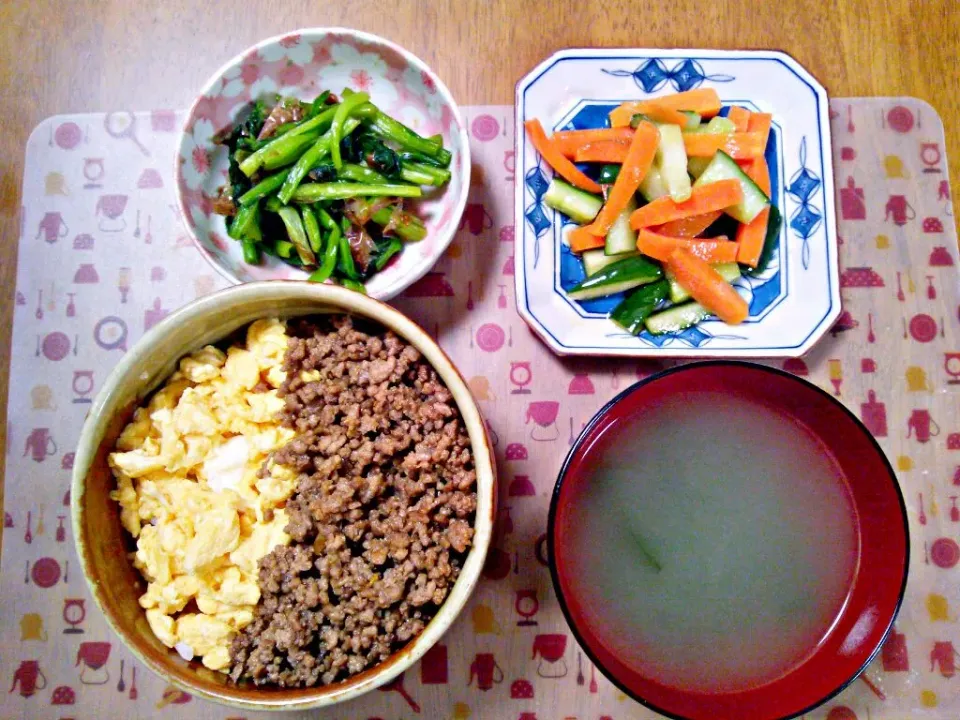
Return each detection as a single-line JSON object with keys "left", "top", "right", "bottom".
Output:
{"left": 560, "top": 391, "right": 859, "bottom": 693}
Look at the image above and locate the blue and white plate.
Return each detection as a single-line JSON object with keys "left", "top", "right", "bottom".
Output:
{"left": 514, "top": 49, "right": 839, "bottom": 357}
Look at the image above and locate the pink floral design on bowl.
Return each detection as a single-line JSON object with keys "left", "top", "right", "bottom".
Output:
{"left": 175, "top": 28, "right": 471, "bottom": 300}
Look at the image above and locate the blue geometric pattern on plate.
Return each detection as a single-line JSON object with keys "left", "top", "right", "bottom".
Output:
{"left": 786, "top": 137, "right": 823, "bottom": 270}
{"left": 524, "top": 165, "right": 551, "bottom": 267}
{"left": 603, "top": 58, "right": 735, "bottom": 93}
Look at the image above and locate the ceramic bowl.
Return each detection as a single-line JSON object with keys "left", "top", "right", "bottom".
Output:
{"left": 549, "top": 362, "right": 908, "bottom": 720}
{"left": 175, "top": 28, "right": 470, "bottom": 300}
{"left": 71, "top": 282, "right": 496, "bottom": 711}
{"left": 515, "top": 49, "right": 839, "bottom": 357}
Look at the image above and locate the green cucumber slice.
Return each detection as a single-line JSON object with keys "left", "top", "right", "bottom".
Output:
{"left": 582, "top": 248, "right": 636, "bottom": 276}
{"left": 644, "top": 302, "right": 711, "bottom": 335}
{"left": 666, "top": 262, "right": 741, "bottom": 304}
{"left": 611, "top": 280, "right": 669, "bottom": 335}
{"left": 638, "top": 165, "right": 669, "bottom": 202}
{"left": 567, "top": 255, "right": 663, "bottom": 301}
{"left": 655, "top": 124, "right": 692, "bottom": 202}
{"left": 543, "top": 179, "right": 603, "bottom": 224}
{"left": 686, "top": 116, "right": 737, "bottom": 135}
{"left": 680, "top": 111, "right": 702, "bottom": 130}
{"left": 598, "top": 164, "right": 621, "bottom": 185}
{"left": 605, "top": 196, "right": 638, "bottom": 255}
{"left": 693, "top": 150, "right": 770, "bottom": 224}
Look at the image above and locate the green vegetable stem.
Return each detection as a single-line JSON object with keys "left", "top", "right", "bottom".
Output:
{"left": 330, "top": 91, "right": 371, "bottom": 170}
{"left": 291, "top": 183, "right": 422, "bottom": 203}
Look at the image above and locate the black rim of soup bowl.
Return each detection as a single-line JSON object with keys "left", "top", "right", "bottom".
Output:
{"left": 546, "top": 360, "right": 910, "bottom": 720}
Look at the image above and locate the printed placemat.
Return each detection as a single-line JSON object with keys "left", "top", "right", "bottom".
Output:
{"left": 1, "top": 99, "right": 958, "bottom": 720}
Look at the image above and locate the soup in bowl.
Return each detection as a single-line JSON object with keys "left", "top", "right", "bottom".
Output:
{"left": 549, "top": 361, "right": 908, "bottom": 720}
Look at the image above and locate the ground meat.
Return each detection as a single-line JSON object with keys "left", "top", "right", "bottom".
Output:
{"left": 229, "top": 316, "right": 477, "bottom": 687}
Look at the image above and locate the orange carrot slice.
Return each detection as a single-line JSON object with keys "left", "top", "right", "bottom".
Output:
{"left": 727, "top": 106, "right": 751, "bottom": 132}
{"left": 637, "top": 229, "right": 739, "bottom": 264}
{"left": 553, "top": 128, "right": 635, "bottom": 157}
{"left": 630, "top": 180, "right": 743, "bottom": 229}
{"left": 747, "top": 112, "right": 773, "bottom": 148}
{"left": 638, "top": 102, "right": 690, "bottom": 126}
{"left": 736, "top": 207, "right": 770, "bottom": 267}
{"left": 666, "top": 248, "right": 749, "bottom": 324}
{"left": 577, "top": 121, "right": 659, "bottom": 238}
{"left": 682, "top": 131, "right": 765, "bottom": 159}
{"left": 740, "top": 156, "right": 771, "bottom": 195}
{"left": 568, "top": 225, "right": 606, "bottom": 253}
{"left": 735, "top": 158, "right": 771, "bottom": 266}
{"left": 574, "top": 141, "right": 630, "bottom": 163}
{"left": 654, "top": 210, "right": 723, "bottom": 238}
{"left": 524, "top": 119, "right": 601, "bottom": 194}
{"left": 609, "top": 88, "right": 722, "bottom": 125}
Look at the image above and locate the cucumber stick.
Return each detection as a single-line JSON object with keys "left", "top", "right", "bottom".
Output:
{"left": 680, "top": 111, "right": 702, "bottom": 130}
{"left": 582, "top": 248, "right": 636, "bottom": 276}
{"left": 611, "top": 280, "right": 669, "bottom": 335}
{"left": 638, "top": 165, "right": 669, "bottom": 202}
{"left": 694, "top": 150, "right": 769, "bottom": 224}
{"left": 567, "top": 255, "right": 662, "bottom": 301}
{"left": 605, "top": 196, "right": 638, "bottom": 255}
{"left": 645, "top": 302, "right": 711, "bottom": 335}
{"left": 687, "top": 116, "right": 738, "bottom": 178}
{"left": 543, "top": 179, "right": 603, "bottom": 224}
{"left": 687, "top": 116, "right": 736, "bottom": 135}
{"left": 666, "top": 262, "right": 741, "bottom": 303}
{"left": 655, "top": 124, "right": 691, "bottom": 203}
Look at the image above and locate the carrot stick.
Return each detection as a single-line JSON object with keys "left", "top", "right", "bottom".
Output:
{"left": 574, "top": 141, "right": 630, "bottom": 163}
{"left": 637, "top": 229, "right": 739, "bottom": 264}
{"left": 736, "top": 207, "right": 770, "bottom": 267}
{"left": 553, "top": 128, "right": 635, "bottom": 157}
{"left": 630, "top": 179, "right": 743, "bottom": 229}
{"left": 577, "top": 121, "right": 659, "bottom": 238}
{"left": 666, "top": 248, "right": 749, "bottom": 324}
{"left": 727, "top": 106, "right": 751, "bottom": 132}
{"left": 568, "top": 225, "right": 606, "bottom": 252}
{"left": 524, "top": 119, "right": 601, "bottom": 194}
{"left": 638, "top": 102, "right": 690, "bottom": 126}
{"left": 654, "top": 210, "right": 722, "bottom": 238}
{"left": 740, "top": 156, "right": 771, "bottom": 196}
{"left": 733, "top": 156, "right": 771, "bottom": 266}
{"left": 747, "top": 112, "right": 773, "bottom": 148}
{"left": 609, "top": 89, "right": 722, "bottom": 124}
{"left": 682, "top": 132, "right": 765, "bottom": 159}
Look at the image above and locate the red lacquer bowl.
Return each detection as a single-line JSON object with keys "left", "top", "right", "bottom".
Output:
{"left": 549, "top": 361, "right": 909, "bottom": 720}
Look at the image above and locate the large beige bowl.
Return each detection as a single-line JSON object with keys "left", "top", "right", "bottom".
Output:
{"left": 71, "top": 282, "right": 496, "bottom": 711}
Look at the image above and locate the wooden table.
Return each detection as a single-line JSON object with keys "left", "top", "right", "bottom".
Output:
{"left": 1, "top": 1, "right": 958, "bottom": 545}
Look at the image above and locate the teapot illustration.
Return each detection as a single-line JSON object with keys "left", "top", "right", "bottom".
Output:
{"left": 23, "top": 428, "right": 57, "bottom": 462}
{"left": 468, "top": 653, "right": 503, "bottom": 690}
{"left": 36, "top": 211, "right": 68, "bottom": 244}
{"left": 10, "top": 660, "right": 46, "bottom": 697}
{"left": 907, "top": 409, "right": 940, "bottom": 443}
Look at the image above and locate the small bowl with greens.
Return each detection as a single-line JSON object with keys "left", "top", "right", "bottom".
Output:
{"left": 176, "top": 28, "right": 470, "bottom": 299}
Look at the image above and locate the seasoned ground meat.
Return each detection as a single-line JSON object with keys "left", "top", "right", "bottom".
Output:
{"left": 229, "top": 316, "right": 477, "bottom": 687}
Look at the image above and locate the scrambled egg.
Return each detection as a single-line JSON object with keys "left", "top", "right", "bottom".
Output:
{"left": 109, "top": 318, "right": 297, "bottom": 671}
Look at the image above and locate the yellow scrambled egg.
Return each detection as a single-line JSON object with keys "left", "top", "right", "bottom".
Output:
{"left": 109, "top": 318, "right": 297, "bottom": 671}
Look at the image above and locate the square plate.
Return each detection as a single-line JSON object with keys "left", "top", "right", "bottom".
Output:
{"left": 514, "top": 49, "right": 839, "bottom": 357}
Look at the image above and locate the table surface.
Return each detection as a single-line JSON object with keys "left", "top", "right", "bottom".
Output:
{"left": 1, "top": 0, "right": 959, "bottom": 549}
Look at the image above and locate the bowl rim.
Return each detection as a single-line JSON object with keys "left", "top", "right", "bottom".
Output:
{"left": 174, "top": 26, "right": 472, "bottom": 301}
{"left": 547, "top": 359, "right": 909, "bottom": 720}
{"left": 71, "top": 281, "right": 495, "bottom": 710}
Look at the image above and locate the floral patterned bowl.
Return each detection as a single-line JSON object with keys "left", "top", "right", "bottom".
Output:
{"left": 176, "top": 28, "right": 470, "bottom": 300}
